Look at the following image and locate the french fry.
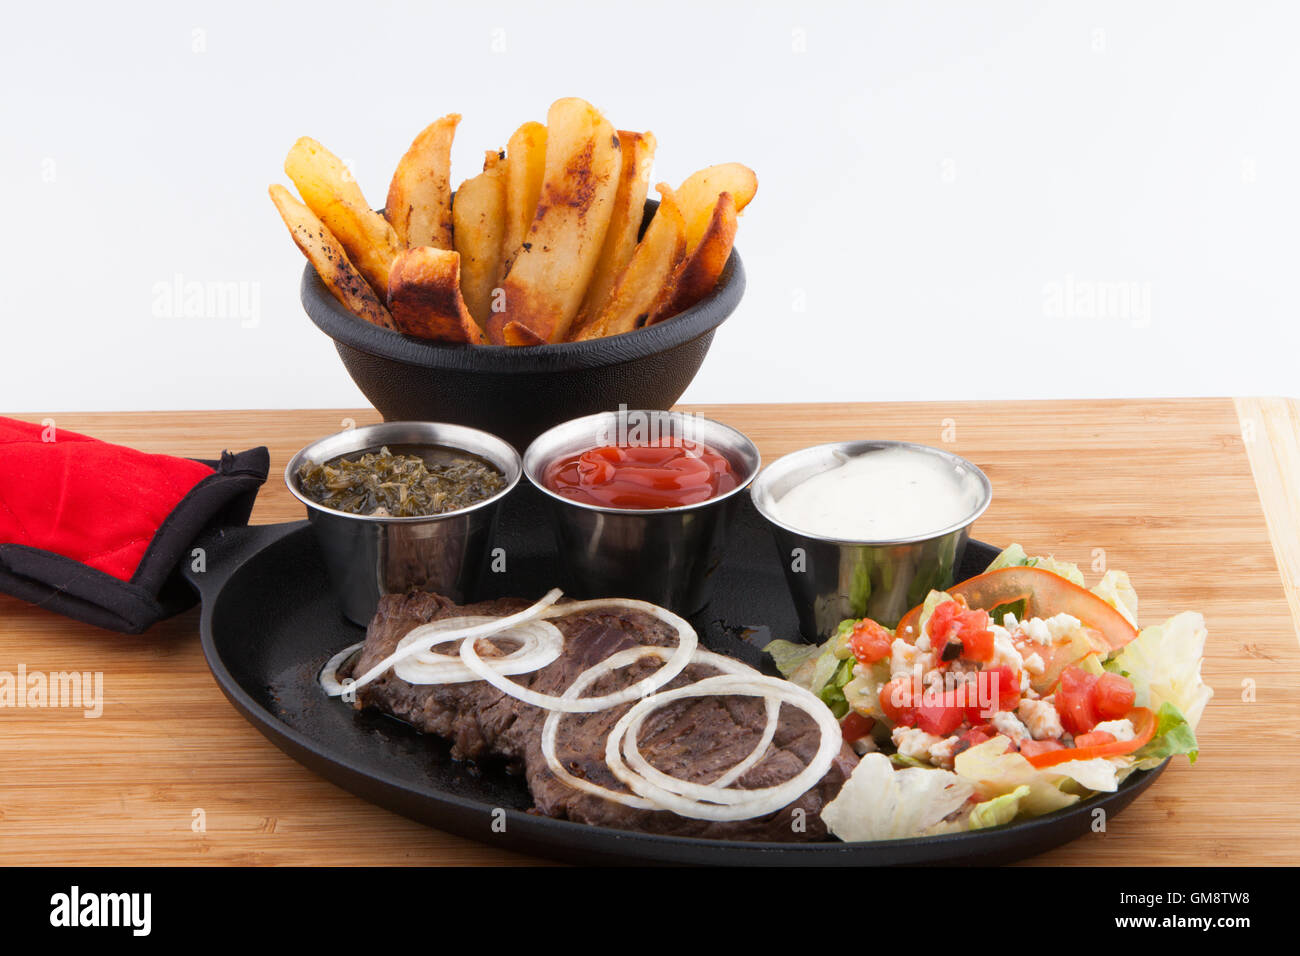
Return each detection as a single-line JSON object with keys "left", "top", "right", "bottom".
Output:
{"left": 487, "top": 98, "right": 622, "bottom": 344}
{"left": 649, "top": 191, "right": 738, "bottom": 324}
{"left": 387, "top": 246, "right": 488, "bottom": 344}
{"left": 575, "top": 184, "right": 686, "bottom": 341}
{"left": 386, "top": 113, "right": 460, "bottom": 250}
{"left": 271, "top": 100, "right": 755, "bottom": 347}
{"left": 674, "top": 162, "right": 757, "bottom": 254}
{"left": 453, "top": 150, "right": 508, "bottom": 329}
{"left": 571, "top": 130, "right": 656, "bottom": 338}
{"left": 268, "top": 184, "right": 394, "bottom": 329}
{"left": 284, "top": 137, "right": 402, "bottom": 296}
{"left": 498, "top": 120, "right": 548, "bottom": 281}
{"left": 502, "top": 321, "right": 547, "bottom": 346}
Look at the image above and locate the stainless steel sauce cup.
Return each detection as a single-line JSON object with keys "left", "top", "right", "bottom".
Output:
{"left": 285, "top": 421, "right": 521, "bottom": 626}
{"left": 750, "top": 440, "right": 992, "bottom": 638}
{"left": 522, "top": 410, "right": 761, "bottom": 615}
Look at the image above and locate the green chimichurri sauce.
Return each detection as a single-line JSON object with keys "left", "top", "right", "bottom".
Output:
{"left": 296, "top": 444, "right": 506, "bottom": 517}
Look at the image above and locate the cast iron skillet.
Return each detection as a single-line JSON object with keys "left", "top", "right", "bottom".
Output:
{"left": 186, "top": 487, "right": 1166, "bottom": 865}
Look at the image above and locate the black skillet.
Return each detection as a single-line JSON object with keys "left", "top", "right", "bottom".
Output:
{"left": 186, "top": 486, "right": 1166, "bottom": 866}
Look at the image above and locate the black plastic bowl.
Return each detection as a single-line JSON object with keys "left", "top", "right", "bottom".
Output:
{"left": 299, "top": 204, "right": 746, "bottom": 450}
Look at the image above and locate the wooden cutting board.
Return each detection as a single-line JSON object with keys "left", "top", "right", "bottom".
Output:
{"left": 0, "top": 398, "right": 1295, "bottom": 866}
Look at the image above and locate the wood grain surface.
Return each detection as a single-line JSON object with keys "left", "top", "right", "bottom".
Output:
{"left": 0, "top": 399, "right": 1294, "bottom": 866}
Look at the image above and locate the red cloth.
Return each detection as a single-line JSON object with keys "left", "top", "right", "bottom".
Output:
{"left": 0, "top": 417, "right": 215, "bottom": 582}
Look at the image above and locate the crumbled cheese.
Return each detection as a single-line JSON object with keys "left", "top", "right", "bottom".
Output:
{"left": 928, "top": 735, "right": 961, "bottom": 769}
{"left": 1092, "top": 718, "right": 1137, "bottom": 742}
{"left": 1002, "top": 612, "right": 1019, "bottom": 630}
{"left": 892, "top": 726, "right": 943, "bottom": 761}
{"left": 989, "top": 625, "right": 1025, "bottom": 673}
{"left": 1017, "top": 698, "right": 1065, "bottom": 740}
{"left": 914, "top": 630, "right": 931, "bottom": 652}
{"left": 991, "top": 711, "right": 1031, "bottom": 742}
{"left": 1045, "top": 612, "right": 1083, "bottom": 644}
{"left": 1021, "top": 617, "right": 1052, "bottom": 645}
{"left": 1022, "top": 651, "right": 1046, "bottom": 676}
{"left": 889, "top": 638, "right": 932, "bottom": 681}
{"left": 851, "top": 735, "right": 879, "bottom": 755}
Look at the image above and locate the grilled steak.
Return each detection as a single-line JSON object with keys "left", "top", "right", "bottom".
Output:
{"left": 344, "top": 592, "right": 858, "bottom": 842}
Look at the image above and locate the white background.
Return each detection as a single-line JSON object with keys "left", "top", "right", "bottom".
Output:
{"left": 2, "top": 0, "right": 1296, "bottom": 413}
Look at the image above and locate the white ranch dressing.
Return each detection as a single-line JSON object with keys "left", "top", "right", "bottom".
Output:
{"left": 772, "top": 447, "right": 980, "bottom": 541}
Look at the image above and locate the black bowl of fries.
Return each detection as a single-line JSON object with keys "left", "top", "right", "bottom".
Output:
{"left": 300, "top": 234, "right": 745, "bottom": 451}
{"left": 274, "top": 96, "right": 756, "bottom": 450}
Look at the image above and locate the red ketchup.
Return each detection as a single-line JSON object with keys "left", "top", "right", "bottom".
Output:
{"left": 544, "top": 440, "right": 738, "bottom": 509}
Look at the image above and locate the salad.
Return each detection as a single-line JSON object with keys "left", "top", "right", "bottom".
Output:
{"left": 766, "top": 545, "right": 1212, "bottom": 841}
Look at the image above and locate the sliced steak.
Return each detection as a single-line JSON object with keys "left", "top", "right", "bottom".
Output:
{"left": 344, "top": 591, "right": 857, "bottom": 842}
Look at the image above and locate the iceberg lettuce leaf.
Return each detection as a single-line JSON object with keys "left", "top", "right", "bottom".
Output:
{"left": 822, "top": 753, "right": 975, "bottom": 842}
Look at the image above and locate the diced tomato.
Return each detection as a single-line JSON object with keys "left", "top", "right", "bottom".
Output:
{"left": 916, "top": 690, "right": 965, "bottom": 737}
{"left": 1025, "top": 707, "right": 1156, "bottom": 768}
{"left": 957, "top": 727, "right": 992, "bottom": 750}
{"left": 1073, "top": 730, "right": 1118, "bottom": 748}
{"left": 985, "top": 664, "right": 1021, "bottom": 711}
{"left": 1055, "top": 666, "right": 1099, "bottom": 736}
{"left": 960, "top": 664, "right": 1021, "bottom": 724}
{"left": 1056, "top": 667, "right": 1137, "bottom": 735}
{"left": 959, "top": 624, "right": 994, "bottom": 662}
{"left": 926, "top": 600, "right": 961, "bottom": 642}
{"left": 840, "top": 712, "right": 875, "bottom": 743}
{"left": 1019, "top": 739, "right": 1067, "bottom": 760}
{"left": 848, "top": 618, "right": 894, "bottom": 665}
{"left": 927, "top": 601, "right": 995, "bottom": 663}
{"left": 1092, "top": 672, "right": 1137, "bottom": 721}
{"left": 879, "top": 678, "right": 917, "bottom": 727}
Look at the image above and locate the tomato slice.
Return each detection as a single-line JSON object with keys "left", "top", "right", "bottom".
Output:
{"left": 897, "top": 566, "right": 1139, "bottom": 653}
{"left": 1011, "top": 629, "right": 1109, "bottom": 695}
{"left": 1073, "top": 730, "right": 1118, "bottom": 748}
{"left": 1023, "top": 707, "right": 1156, "bottom": 768}
{"left": 1019, "top": 739, "right": 1066, "bottom": 760}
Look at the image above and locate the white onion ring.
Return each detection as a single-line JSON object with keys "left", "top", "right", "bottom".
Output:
{"left": 539, "top": 647, "right": 778, "bottom": 811}
{"left": 620, "top": 651, "right": 780, "bottom": 798}
{"left": 391, "top": 617, "right": 563, "bottom": 686}
{"left": 459, "top": 598, "right": 698, "bottom": 713}
{"left": 604, "top": 674, "right": 842, "bottom": 821}
{"left": 540, "top": 647, "right": 664, "bottom": 810}
{"left": 323, "top": 588, "right": 563, "bottom": 696}
{"left": 319, "top": 641, "right": 365, "bottom": 697}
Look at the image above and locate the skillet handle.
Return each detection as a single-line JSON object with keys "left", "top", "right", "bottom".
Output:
{"left": 181, "top": 521, "right": 307, "bottom": 607}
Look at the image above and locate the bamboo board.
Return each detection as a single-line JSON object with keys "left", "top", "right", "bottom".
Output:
{"left": 0, "top": 398, "right": 1295, "bottom": 866}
